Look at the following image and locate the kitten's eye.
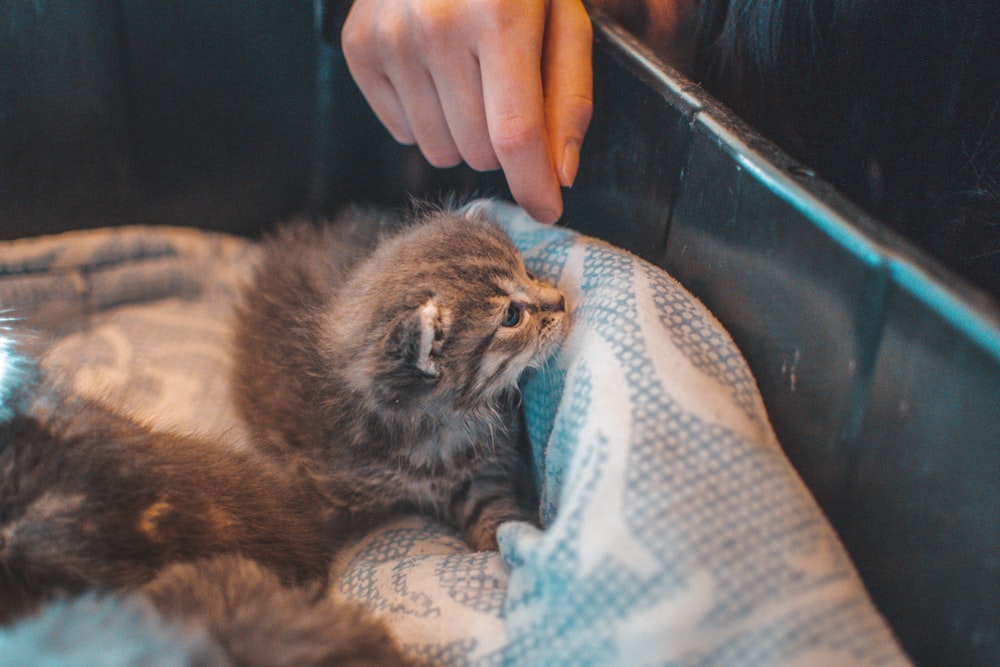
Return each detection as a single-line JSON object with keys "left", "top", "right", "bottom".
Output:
{"left": 502, "top": 303, "right": 523, "bottom": 328}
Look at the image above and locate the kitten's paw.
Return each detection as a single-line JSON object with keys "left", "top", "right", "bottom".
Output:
{"left": 469, "top": 524, "right": 501, "bottom": 552}
{"left": 464, "top": 507, "right": 534, "bottom": 551}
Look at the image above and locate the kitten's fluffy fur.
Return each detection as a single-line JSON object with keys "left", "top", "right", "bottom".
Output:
{"left": 0, "top": 394, "right": 333, "bottom": 624}
{"left": 233, "top": 204, "right": 569, "bottom": 549}
{"left": 140, "top": 555, "right": 415, "bottom": 667}
{"left": 0, "top": 204, "right": 568, "bottom": 663}
{"left": 1, "top": 555, "right": 414, "bottom": 667}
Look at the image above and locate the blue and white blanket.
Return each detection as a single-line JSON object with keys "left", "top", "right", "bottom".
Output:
{"left": 0, "top": 201, "right": 908, "bottom": 666}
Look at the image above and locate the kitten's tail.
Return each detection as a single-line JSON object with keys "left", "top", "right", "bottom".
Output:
{"left": 0, "top": 555, "right": 416, "bottom": 667}
{"left": 143, "top": 555, "right": 416, "bottom": 667}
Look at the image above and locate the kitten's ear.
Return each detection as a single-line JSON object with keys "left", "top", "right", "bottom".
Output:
{"left": 394, "top": 298, "right": 446, "bottom": 377}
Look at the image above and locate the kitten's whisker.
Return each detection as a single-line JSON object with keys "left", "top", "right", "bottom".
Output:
{"left": 486, "top": 420, "right": 498, "bottom": 459}
{"left": 510, "top": 385, "right": 525, "bottom": 412}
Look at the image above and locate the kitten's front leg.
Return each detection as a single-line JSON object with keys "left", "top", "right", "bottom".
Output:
{"left": 447, "top": 461, "right": 538, "bottom": 551}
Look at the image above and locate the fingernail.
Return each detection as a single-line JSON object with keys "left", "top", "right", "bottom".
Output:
{"left": 560, "top": 141, "right": 581, "bottom": 188}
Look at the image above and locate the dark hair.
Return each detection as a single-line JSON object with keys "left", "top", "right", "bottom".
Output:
{"left": 689, "top": 1, "right": 1000, "bottom": 298}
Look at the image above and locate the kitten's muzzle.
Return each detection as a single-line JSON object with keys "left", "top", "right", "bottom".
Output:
{"left": 537, "top": 286, "right": 567, "bottom": 314}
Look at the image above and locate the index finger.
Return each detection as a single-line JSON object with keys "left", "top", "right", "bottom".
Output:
{"left": 478, "top": 10, "right": 564, "bottom": 224}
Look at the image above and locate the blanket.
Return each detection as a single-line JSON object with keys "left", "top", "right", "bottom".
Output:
{"left": 0, "top": 201, "right": 909, "bottom": 666}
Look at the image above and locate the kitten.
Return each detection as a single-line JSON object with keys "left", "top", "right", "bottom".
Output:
{"left": 0, "top": 202, "right": 566, "bottom": 664}
{"left": 2, "top": 554, "right": 414, "bottom": 667}
{"left": 0, "top": 373, "right": 414, "bottom": 663}
{"left": 0, "top": 379, "right": 334, "bottom": 625}
{"left": 232, "top": 204, "right": 570, "bottom": 550}
{"left": 140, "top": 554, "right": 416, "bottom": 667}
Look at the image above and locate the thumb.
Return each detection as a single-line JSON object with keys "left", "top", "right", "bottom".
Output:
{"left": 543, "top": 0, "right": 594, "bottom": 188}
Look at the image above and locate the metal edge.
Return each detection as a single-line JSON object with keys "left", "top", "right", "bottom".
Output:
{"left": 590, "top": 13, "right": 1000, "bottom": 363}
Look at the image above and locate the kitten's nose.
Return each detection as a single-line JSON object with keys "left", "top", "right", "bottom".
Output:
{"left": 540, "top": 287, "right": 566, "bottom": 313}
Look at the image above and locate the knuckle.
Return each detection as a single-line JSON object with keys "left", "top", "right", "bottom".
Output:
{"left": 350, "top": 16, "right": 410, "bottom": 60}
{"left": 477, "top": 0, "right": 528, "bottom": 31}
{"left": 414, "top": 0, "right": 463, "bottom": 41}
{"left": 341, "top": 10, "right": 411, "bottom": 60}
{"left": 490, "top": 115, "right": 542, "bottom": 156}
{"left": 339, "top": 18, "right": 371, "bottom": 65}
{"left": 561, "top": 92, "right": 594, "bottom": 129}
{"left": 371, "top": 14, "right": 412, "bottom": 59}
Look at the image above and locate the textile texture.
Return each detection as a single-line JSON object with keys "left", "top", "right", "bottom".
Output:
{"left": 0, "top": 203, "right": 909, "bottom": 666}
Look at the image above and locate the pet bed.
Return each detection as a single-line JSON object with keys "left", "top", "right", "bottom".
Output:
{"left": 0, "top": 199, "right": 908, "bottom": 665}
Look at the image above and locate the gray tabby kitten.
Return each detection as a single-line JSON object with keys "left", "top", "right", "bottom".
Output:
{"left": 0, "top": 203, "right": 565, "bottom": 664}
{"left": 233, "top": 204, "right": 569, "bottom": 550}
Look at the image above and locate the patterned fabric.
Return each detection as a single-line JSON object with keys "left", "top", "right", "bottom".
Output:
{"left": 0, "top": 205, "right": 909, "bottom": 666}
{"left": 0, "top": 226, "right": 257, "bottom": 442}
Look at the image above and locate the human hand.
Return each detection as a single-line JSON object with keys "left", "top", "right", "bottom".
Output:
{"left": 341, "top": 0, "right": 594, "bottom": 224}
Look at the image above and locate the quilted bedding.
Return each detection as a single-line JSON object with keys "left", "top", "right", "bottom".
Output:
{"left": 0, "top": 200, "right": 909, "bottom": 666}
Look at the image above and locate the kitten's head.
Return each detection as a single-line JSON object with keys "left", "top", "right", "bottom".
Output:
{"left": 329, "top": 207, "right": 569, "bottom": 415}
